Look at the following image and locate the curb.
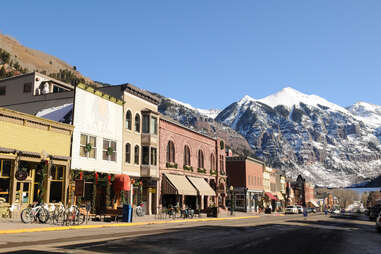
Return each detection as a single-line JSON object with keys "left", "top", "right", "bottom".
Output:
{"left": 0, "top": 215, "right": 260, "bottom": 235}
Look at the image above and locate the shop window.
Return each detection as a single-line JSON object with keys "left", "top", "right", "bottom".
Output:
{"left": 151, "top": 147, "right": 157, "bottom": 166}
{"left": 0, "top": 86, "right": 6, "bottom": 96}
{"left": 103, "top": 139, "right": 117, "bottom": 161}
{"left": 184, "top": 146, "right": 191, "bottom": 166}
{"left": 23, "top": 83, "right": 32, "bottom": 93}
{"left": 219, "top": 155, "right": 225, "bottom": 173}
{"left": 125, "top": 143, "right": 131, "bottom": 163}
{"left": 142, "top": 146, "right": 149, "bottom": 165}
{"left": 135, "top": 114, "right": 140, "bottom": 132}
{"left": 0, "top": 160, "right": 11, "bottom": 203}
{"left": 80, "top": 134, "right": 97, "bottom": 158}
{"left": 126, "top": 110, "right": 132, "bottom": 130}
{"left": 49, "top": 165, "right": 65, "bottom": 203}
{"left": 134, "top": 145, "right": 140, "bottom": 164}
{"left": 142, "top": 114, "right": 149, "bottom": 133}
{"left": 198, "top": 150, "right": 204, "bottom": 169}
{"left": 150, "top": 116, "right": 157, "bottom": 135}
{"left": 166, "top": 141, "right": 175, "bottom": 163}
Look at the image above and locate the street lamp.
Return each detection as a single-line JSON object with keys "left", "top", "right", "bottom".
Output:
{"left": 230, "top": 186, "right": 234, "bottom": 215}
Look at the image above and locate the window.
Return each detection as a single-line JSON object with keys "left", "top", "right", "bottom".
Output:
{"left": 219, "top": 155, "right": 225, "bottom": 172}
{"left": 23, "top": 83, "right": 32, "bottom": 93}
{"left": 134, "top": 145, "right": 139, "bottom": 164}
{"left": 126, "top": 110, "right": 132, "bottom": 130}
{"left": 0, "top": 160, "right": 11, "bottom": 203}
{"left": 135, "top": 114, "right": 140, "bottom": 132}
{"left": 80, "top": 134, "right": 96, "bottom": 158}
{"left": 49, "top": 166, "right": 64, "bottom": 203}
{"left": 53, "top": 86, "right": 65, "bottom": 93}
{"left": 210, "top": 154, "right": 215, "bottom": 171}
{"left": 184, "top": 146, "right": 191, "bottom": 166}
{"left": 150, "top": 117, "right": 157, "bottom": 135}
{"left": 167, "top": 141, "right": 175, "bottom": 163}
{"left": 142, "top": 114, "right": 150, "bottom": 133}
{"left": 125, "top": 143, "right": 131, "bottom": 163}
{"left": 103, "top": 139, "right": 117, "bottom": 161}
{"left": 0, "top": 86, "right": 6, "bottom": 96}
{"left": 142, "top": 146, "right": 149, "bottom": 165}
{"left": 151, "top": 147, "right": 157, "bottom": 166}
{"left": 198, "top": 150, "right": 204, "bottom": 169}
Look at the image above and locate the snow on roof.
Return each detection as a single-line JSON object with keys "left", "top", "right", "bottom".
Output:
{"left": 36, "top": 103, "right": 73, "bottom": 122}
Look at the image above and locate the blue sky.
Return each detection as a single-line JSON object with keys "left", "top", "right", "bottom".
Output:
{"left": 1, "top": 1, "right": 380, "bottom": 109}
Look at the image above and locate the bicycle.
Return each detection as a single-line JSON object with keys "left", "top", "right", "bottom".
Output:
{"left": 20, "top": 202, "right": 50, "bottom": 224}
{"left": 135, "top": 202, "right": 145, "bottom": 217}
{"left": 63, "top": 205, "right": 86, "bottom": 225}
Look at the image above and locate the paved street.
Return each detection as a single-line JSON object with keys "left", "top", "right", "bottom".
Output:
{"left": 0, "top": 214, "right": 380, "bottom": 254}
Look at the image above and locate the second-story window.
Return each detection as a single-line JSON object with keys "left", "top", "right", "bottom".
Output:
{"left": 210, "top": 154, "right": 215, "bottom": 171}
{"left": 150, "top": 116, "right": 157, "bottom": 135}
{"left": 142, "top": 146, "right": 149, "bottom": 165}
{"left": 80, "top": 134, "right": 96, "bottom": 158}
{"left": 167, "top": 141, "right": 175, "bottom": 163}
{"left": 125, "top": 143, "right": 131, "bottom": 163}
{"left": 184, "top": 145, "right": 191, "bottom": 166}
{"left": 103, "top": 139, "right": 117, "bottom": 161}
{"left": 0, "top": 86, "right": 6, "bottom": 96}
{"left": 219, "top": 155, "right": 225, "bottom": 172}
{"left": 142, "top": 114, "right": 149, "bottom": 133}
{"left": 135, "top": 114, "right": 140, "bottom": 132}
{"left": 134, "top": 145, "right": 139, "bottom": 164}
{"left": 198, "top": 150, "right": 204, "bottom": 169}
{"left": 126, "top": 110, "right": 132, "bottom": 130}
{"left": 23, "top": 83, "right": 32, "bottom": 93}
{"left": 151, "top": 147, "right": 157, "bottom": 166}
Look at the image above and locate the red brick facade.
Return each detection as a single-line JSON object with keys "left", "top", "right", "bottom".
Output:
{"left": 226, "top": 157, "right": 264, "bottom": 191}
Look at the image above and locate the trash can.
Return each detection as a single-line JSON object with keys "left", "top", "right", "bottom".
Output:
{"left": 122, "top": 204, "right": 133, "bottom": 222}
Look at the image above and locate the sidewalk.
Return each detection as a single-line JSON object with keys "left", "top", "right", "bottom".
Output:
{"left": 0, "top": 211, "right": 285, "bottom": 234}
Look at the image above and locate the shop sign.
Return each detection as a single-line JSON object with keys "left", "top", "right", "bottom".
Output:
{"left": 148, "top": 188, "right": 156, "bottom": 194}
{"left": 75, "top": 179, "right": 85, "bottom": 196}
{"left": 15, "top": 170, "right": 27, "bottom": 181}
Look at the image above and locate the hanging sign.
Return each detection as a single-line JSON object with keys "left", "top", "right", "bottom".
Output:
{"left": 15, "top": 169, "right": 27, "bottom": 181}
{"left": 75, "top": 179, "right": 85, "bottom": 197}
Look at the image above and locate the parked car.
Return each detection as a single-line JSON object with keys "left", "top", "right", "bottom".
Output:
{"left": 332, "top": 209, "right": 340, "bottom": 214}
{"left": 296, "top": 205, "right": 303, "bottom": 214}
{"left": 376, "top": 211, "right": 381, "bottom": 233}
{"left": 285, "top": 206, "right": 298, "bottom": 214}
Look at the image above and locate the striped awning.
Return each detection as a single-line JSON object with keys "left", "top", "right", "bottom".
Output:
{"left": 187, "top": 176, "right": 216, "bottom": 196}
{"left": 162, "top": 174, "right": 197, "bottom": 196}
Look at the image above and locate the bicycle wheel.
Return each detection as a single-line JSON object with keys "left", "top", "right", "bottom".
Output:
{"left": 54, "top": 211, "right": 66, "bottom": 225}
{"left": 38, "top": 208, "right": 50, "bottom": 224}
{"left": 136, "top": 206, "right": 144, "bottom": 217}
{"left": 77, "top": 213, "right": 86, "bottom": 225}
{"left": 20, "top": 208, "right": 33, "bottom": 223}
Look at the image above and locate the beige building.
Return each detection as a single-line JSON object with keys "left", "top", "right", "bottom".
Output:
{"left": 99, "top": 84, "right": 160, "bottom": 215}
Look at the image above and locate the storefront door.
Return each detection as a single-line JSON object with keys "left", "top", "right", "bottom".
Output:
{"left": 16, "top": 181, "right": 32, "bottom": 205}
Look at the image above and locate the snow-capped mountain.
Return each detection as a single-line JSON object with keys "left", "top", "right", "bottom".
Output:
{"left": 348, "top": 102, "right": 381, "bottom": 127}
{"left": 168, "top": 98, "right": 221, "bottom": 119}
{"left": 216, "top": 87, "right": 381, "bottom": 187}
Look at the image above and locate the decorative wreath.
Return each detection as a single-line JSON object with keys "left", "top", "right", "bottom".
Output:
{"left": 106, "top": 146, "right": 114, "bottom": 156}
{"left": 85, "top": 143, "right": 92, "bottom": 152}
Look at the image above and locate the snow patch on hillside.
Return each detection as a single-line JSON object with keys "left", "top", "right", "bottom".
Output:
{"left": 169, "top": 98, "right": 220, "bottom": 119}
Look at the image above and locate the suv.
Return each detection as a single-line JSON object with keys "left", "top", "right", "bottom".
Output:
{"left": 376, "top": 211, "right": 381, "bottom": 233}
{"left": 285, "top": 206, "right": 298, "bottom": 214}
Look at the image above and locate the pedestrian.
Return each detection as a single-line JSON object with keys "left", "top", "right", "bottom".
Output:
{"left": 324, "top": 207, "right": 328, "bottom": 216}
{"left": 303, "top": 206, "right": 308, "bottom": 220}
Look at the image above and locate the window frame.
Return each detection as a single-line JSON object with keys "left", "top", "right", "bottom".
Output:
{"left": 166, "top": 141, "right": 175, "bottom": 163}
{"left": 134, "top": 145, "right": 140, "bottom": 165}
{"left": 135, "top": 113, "right": 141, "bottom": 133}
{"left": 151, "top": 147, "right": 157, "bottom": 166}
{"left": 0, "top": 159, "right": 11, "bottom": 203}
{"left": 80, "top": 134, "right": 97, "bottom": 159}
{"left": 184, "top": 145, "right": 191, "bottom": 166}
{"left": 125, "top": 143, "right": 131, "bottom": 163}
{"left": 126, "top": 110, "right": 132, "bottom": 130}
{"left": 198, "top": 150, "right": 204, "bottom": 169}
{"left": 103, "top": 139, "right": 117, "bottom": 162}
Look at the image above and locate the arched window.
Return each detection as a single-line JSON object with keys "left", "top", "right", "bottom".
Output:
{"left": 135, "top": 114, "right": 140, "bottom": 132}
{"left": 125, "top": 143, "right": 131, "bottom": 163}
{"left": 210, "top": 154, "right": 215, "bottom": 171}
{"left": 198, "top": 150, "right": 204, "bottom": 169}
{"left": 126, "top": 110, "right": 132, "bottom": 130}
{"left": 134, "top": 145, "right": 139, "bottom": 164}
{"left": 219, "top": 155, "right": 225, "bottom": 173}
{"left": 184, "top": 145, "right": 191, "bottom": 166}
{"left": 167, "top": 141, "right": 175, "bottom": 163}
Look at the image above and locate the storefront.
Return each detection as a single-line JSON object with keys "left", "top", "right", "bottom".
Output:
{"left": 0, "top": 107, "right": 73, "bottom": 211}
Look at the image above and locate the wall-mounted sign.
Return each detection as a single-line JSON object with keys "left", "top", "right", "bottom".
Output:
{"left": 75, "top": 179, "right": 85, "bottom": 197}
{"left": 15, "top": 170, "right": 27, "bottom": 181}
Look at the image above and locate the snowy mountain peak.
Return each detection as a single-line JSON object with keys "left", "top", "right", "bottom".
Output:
{"left": 238, "top": 95, "right": 256, "bottom": 106}
{"left": 168, "top": 98, "right": 220, "bottom": 119}
{"left": 348, "top": 101, "right": 381, "bottom": 127}
{"left": 258, "top": 86, "right": 348, "bottom": 113}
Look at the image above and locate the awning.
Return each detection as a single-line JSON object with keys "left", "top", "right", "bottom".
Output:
{"left": 114, "top": 174, "right": 131, "bottom": 192}
{"left": 276, "top": 192, "right": 284, "bottom": 201}
{"left": 163, "top": 174, "right": 197, "bottom": 196}
{"left": 308, "top": 200, "right": 319, "bottom": 208}
{"left": 265, "top": 192, "right": 278, "bottom": 201}
{"left": 187, "top": 176, "right": 216, "bottom": 196}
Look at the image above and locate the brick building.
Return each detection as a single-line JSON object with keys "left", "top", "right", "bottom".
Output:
{"left": 159, "top": 116, "right": 227, "bottom": 211}
{"left": 226, "top": 156, "right": 265, "bottom": 212}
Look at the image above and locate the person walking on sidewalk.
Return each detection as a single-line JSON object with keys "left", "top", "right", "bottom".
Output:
{"left": 303, "top": 206, "right": 308, "bottom": 220}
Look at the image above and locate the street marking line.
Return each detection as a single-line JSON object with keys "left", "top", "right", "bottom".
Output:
{"left": 0, "top": 215, "right": 260, "bottom": 235}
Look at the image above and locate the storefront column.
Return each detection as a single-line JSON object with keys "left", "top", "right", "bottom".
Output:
{"left": 148, "top": 189, "right": 152, "bottom": 215}
{"left": 64, "top": 161, "right": 70, "bottom": 206}
{"left": 200, "top": 195, "right": 204, "bottom": 210}
{"left": 45, "top": 160, "right": 52, "bottom": 203}
{"left": 130, "top": 185, "right": 133, "bottom": 205}
{"left": 181, "top": 195, "right": 185, "bottom": 209}
{"left": 10, "top": 156, "right": 19, "bottom": 205}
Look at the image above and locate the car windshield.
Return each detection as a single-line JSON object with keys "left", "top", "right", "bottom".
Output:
{"left": 286, "top": 206, "right": 295, "bottom": 208}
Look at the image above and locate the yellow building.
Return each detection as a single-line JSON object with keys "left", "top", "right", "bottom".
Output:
{"left": 0, "top": 107, "right": 73, "bottom": 209}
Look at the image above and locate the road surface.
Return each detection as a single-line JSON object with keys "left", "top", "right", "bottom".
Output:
{"left": 0, "top": 214, "right": 380, "bottom": 253}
